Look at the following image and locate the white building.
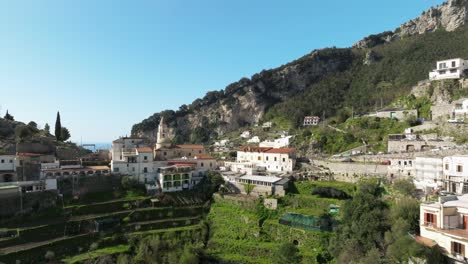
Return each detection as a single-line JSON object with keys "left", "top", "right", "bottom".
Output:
{"left": 247, "top": 136, "right": 260, "bottom": 144}
{"left": 429, "top": 58, "right": 468, "bottom": 81}
{"left": 0, "top": 155, "right": 16, "bottom": 182}
{"left": 157, "top": 165, "right": 194, "bottom": 192}
{"left": 387, "top": 158, "right": 415, "bottom": 179}
{"left": 240, "top": 131, "right": 251, "bottom": 139}
{"left": 443, "top": 156, "right": 468, "bottom": 194}
{"left": 303, "top": 116, "right": 320, "bottom": 126}
{"left": 419, "top": 195, "right": 468, "bottom": 263}
{"left": 225, "top": 146, "right": 296, "bottom": 174}
{"left": 233, "top": 175, "right": 289, "bottom": 196}
{"left": 110, "top": 137, "right": 156, "bottom": 183}
{"left": 259, "top": 135, "right": 293, "bottom": 148}
{"left": 452, "top": 99, "right": 468, "bottom": 121}
{"left": 414, "top": 157, "right": 444, "bottom": 192}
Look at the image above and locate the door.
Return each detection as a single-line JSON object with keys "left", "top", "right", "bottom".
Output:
{"left": 464, "top": 216, "right": 468, "bottom": 230}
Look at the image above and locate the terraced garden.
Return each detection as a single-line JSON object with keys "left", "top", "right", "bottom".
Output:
{"left": 0, "top": 193, "right": 210, "bottom": 264}
{"left": 205, "top": 180, "right": 355, "bottom": 263}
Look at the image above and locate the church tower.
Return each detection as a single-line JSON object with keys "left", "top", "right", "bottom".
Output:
{"left": 155, "top": 117, "right": 172, "bottom": 150}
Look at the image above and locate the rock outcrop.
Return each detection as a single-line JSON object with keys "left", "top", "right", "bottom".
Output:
{"left": 354, "top": 0, "right": 468, "bottom": 48}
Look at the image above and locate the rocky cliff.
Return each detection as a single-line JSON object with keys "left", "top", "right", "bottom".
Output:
{"left": 354, "top": 0, "right": 468, "bottom": 48}
{"left": 132, "top": 48, "right": 355, "bottom": 142}
{"left": 132, "top": 0, "right": 468, "bottom": 144}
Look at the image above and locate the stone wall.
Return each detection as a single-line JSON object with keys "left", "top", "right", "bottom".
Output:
{"left": 313, "top": 160, "right": 387, "bottom": 183}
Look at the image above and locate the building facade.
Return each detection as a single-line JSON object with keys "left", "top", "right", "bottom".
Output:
{"left": 419, "top": 195, "right": 468, "bottom": 263}
{"left": 429, "top": 58, "right": 468, "bottom": 81}
{"left": 413, "top": 157, "right": 444, "bottom": 192}
{"left": 443, "top": 156, "right": 468, "bottom": 194}
{"left": 303, "top": 116, "right": 320, "bottom": 126}
{"left": 226, "top": 146, "right": 296, "bottom": 174}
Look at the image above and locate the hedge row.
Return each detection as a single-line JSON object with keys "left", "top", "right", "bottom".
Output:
{"left": 66, "top": 198, "right": 151, "bottom": 216}
{"left": 0, "top": 223, "right": 66, "bottom": 249}
{"left": 123, "top": 217, "right": 201, "bottom": 233}
{"left": 0, "top": 234, "right": 98, "bottom": 264}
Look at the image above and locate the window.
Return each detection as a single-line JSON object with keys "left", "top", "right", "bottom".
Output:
{"left": 398, "top": 161, "right": 401, "bottom": 165}
{"left": 457, "top": 165, "right": 463, "bottom": 173}
{"left": 452, "top": 241, "right": 465, "bottom": 256}
{"left": 266, "top": 156, "right": 269, "bottom": 161}
{"left": 274, "top": 157, "right": 277, "bottom": 162}
{"left": 199, "top": 150, "right": 202, "bottom": 154}
{"left": 282, "top": 158, "right": 285, "bottom": 162}
{"left": 450, "top": 69, "right": 457, "bottom": 73}
{"left": 164, "top": 152, "right": 167, "bottom": 156}
{"left": 452, "top": 61, "right": 456, "bottom": 67}
{"left": 9, "top": 160, "right": 13, "bottom": 163}
{"left": 1, "top": 159, "right": 4, "bottom": 163}
{"left": 445, "top": 164, "right": 449, "bottom": 170}
{"left": 424, "top": 213, "right": 437, "bottom": 226}
{"left": 144, "top": 156, "right": 147, "bottom": 160}
{"left": 404, "top": 161, "right": 407, "bottom": 166}
{"left": 143, "top": 167, "right": 148, "bottom": 173}
{"left": 201, "top": 162, "right": 204, "bottom": 167}
{"left": 132, "top": 167, "right": 135, "bottom": 172}
{"left": 409, "top": 161, "right": 412, "bottom": 166}
{"left": 258, "top": 156, "right": 261, "bottom": 161}
{"left": 114, "top": 168, "right": 119, "bottom": 173}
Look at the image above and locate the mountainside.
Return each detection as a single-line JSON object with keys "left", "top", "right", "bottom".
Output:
{"left": 132, "top": 0, "right": 468, "bottom": 144}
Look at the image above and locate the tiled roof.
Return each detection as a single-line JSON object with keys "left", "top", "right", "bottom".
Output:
{"left": 265, "top": 148, "right": 295, "bottom": 154}
{"left": 175, "top": 145, "right": 204, "bottom": 149}
{"left": 136, "top": 147, "right": 153, "bottom": 153}
{"left": 194, "top": 155, "right": 215, "bottom": 160}
{"left": 239, "top": 146, "right": 272, "bottom": 153}
{"left": 239, "top": 146, "right": 295, "bottom": 154}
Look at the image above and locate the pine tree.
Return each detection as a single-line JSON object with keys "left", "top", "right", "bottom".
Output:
{"left": 55, "top": 111, "right": 62, "bottom": 141}
{"left": 4, "top": 110, "right": 14, "bottom": 121}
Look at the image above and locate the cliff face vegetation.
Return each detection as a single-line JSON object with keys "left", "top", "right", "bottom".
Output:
{"left": 132, "top": 0, "right": 468, "bottom": 144}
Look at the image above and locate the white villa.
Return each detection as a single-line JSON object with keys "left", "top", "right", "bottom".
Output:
{"left": 429, "top": 58, "right": 468, "bottom": 81}
{"left": 110, "top": 138, "right": 155, "bottom": 183}
{"left": 419, "top": 195, "right": 468, "bottom": 263}
{"left": 303, "top": 116, "right": 320, "bottom": 126}
{"left": 443, "top": 155, "right": 468, "bottom": 194}
{"left": 225, "top": 146, "right": 296, "bottom": 174}
{"left": 259, "top": 135, "right": 293, "bottom": 148}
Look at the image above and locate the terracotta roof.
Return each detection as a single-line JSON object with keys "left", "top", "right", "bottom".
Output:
{"left": 414, "top": 236, "right": 437, "bottom": 248}
{"left": 86, "top": 166, "right": 110, "bottom": 170}
{"left": 239, "top": 146, "right": 272, "bottom": 153}
{"left": 238, "top": 146, "right": 295, "bottom": 154}
{"left": 136, "top": 147, "right": 153, "bottom": 153}
{"left": 168, "top": 161, "right": 197, "bottom": 166}
{"left": 194, "top": 155, "right": 215, "bottom": 160}
{"left": 175, "top": 145, "right": 204, "bottom": 149}
{"left": 265, "top": 148, "right": 295, "bottom": 154}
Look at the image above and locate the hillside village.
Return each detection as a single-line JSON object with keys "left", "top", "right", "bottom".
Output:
{"left": 2, "top": 58, "right": 468, "bottom": 263}
{"left": 6, "top": 0, "right": 468, "bottom": 262}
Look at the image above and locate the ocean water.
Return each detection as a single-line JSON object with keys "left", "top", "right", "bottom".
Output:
{"left": 81, "top": 142, "right": 111, "bottom": 151}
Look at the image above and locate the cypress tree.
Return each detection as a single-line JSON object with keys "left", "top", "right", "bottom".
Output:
{"left": 4, "top": 110, "right": 14, "bottom": 121}
{"left": 55, "top": 111, "right": 62, "bottom": 141}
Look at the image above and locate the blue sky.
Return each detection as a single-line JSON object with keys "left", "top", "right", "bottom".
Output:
{"left": 0, "top": 0, "right": 445, "bottom": 142}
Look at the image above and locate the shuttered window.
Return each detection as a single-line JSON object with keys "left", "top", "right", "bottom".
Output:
{"left": 452, "top": 241, "right": 465, "bottom": 256}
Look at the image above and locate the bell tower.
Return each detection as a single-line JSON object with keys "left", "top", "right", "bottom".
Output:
{"left": 156, "top": 117, "right": 171, "bottom": 150}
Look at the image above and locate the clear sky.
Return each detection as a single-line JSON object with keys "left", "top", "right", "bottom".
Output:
{"left": 0, "top": 0, "right": 445, "bottom": 143}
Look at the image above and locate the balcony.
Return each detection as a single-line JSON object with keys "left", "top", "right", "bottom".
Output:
{"left": 122, "top": 148, "right": 137, "bottom": 157}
